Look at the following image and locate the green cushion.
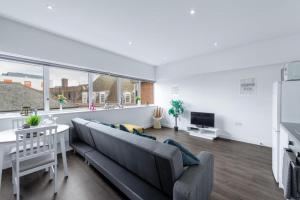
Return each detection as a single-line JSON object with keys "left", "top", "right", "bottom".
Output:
{"left": 163, "top": 139, "right": 199, "bottom": 167}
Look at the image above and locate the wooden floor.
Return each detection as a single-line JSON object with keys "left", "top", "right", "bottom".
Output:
{"left": 0, "top": 128, "right": 283, "bottom": 200}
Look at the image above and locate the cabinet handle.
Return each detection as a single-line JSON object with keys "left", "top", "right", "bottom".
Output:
{"left": 289, "top": 141, "right": 294, "bottom": 146}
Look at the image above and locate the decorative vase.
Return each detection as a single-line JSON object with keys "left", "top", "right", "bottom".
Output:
{"left": 59, "top": 103, "right": 63, "bottom": 111}
{"left": 137, "top": 100, "right": 141, "bottom": 106}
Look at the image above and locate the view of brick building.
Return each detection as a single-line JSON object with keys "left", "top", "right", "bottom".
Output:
{"left": 0, "top": 70, "right": 153, "bottom": 112}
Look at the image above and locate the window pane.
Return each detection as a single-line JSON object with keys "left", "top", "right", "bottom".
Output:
{"left": 120, "top": 78, "right": 139, "bottom": 105}
{"left": 92, "top": 74, "right": 118, "bottom": 106}
{"left": 141, "top": 81, "right": 154, "bottom": 105}
{"left": 0, "top": 60, "right": 44, "bottom": 112}
{"left": 49, "top": 68, "right": 88, "bottom": 109}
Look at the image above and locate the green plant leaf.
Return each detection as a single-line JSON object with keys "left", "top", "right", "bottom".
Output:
{"left": 26, "top": 115, "right": 41, "bottom": 126}
{"left": 168, "top": 99, "right": 184, "bottom": 118}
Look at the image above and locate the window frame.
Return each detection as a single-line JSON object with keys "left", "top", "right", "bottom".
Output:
{"left": 0, "top": 59, "right": 45, "bottom": 112}
{"left": 0, "top": 55, "right": 155, "bottom": 113}
{"left": 48, "top": 67, "right": 89, "bottom": 110}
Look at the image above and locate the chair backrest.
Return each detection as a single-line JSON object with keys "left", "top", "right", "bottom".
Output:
{"left": 15, "top": 125, "right": 58, "bottom": 163}
{"left": 12, "top": 118, "right": 26, "bottom": 129}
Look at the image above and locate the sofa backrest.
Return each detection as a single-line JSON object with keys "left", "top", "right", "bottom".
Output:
{"left": 71, "top": 118, "right": 95, "bottom": 147}
{"left": 85, "top": 121, "right": 184, "bottom": 196}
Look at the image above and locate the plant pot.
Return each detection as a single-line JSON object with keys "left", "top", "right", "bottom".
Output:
{"left": 174, "top": 126, "right": 179, "bottom": 131}
{"left": 137, "top": 100, "right": 141, "bottom": 106}
{"left": 59, "top": 103, "right": 63, "bottom": 111}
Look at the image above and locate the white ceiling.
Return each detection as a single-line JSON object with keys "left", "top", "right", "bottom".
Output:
{"left": 0, "top": 0, "right": 300, "bottom": 66}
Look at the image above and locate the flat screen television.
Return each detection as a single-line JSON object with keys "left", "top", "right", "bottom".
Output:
{"left": 191, "top": 112, "right": 215, "bottom": 128}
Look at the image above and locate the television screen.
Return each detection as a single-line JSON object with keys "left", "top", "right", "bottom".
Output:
{"left": 191, "top": 112, "right": 215, "bottom": 127}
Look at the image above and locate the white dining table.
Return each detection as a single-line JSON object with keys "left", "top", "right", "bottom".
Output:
{"left": 0, "top": 124, "right": 70, "bottom": 190}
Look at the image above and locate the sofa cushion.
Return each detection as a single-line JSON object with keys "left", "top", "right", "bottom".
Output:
{"left": 85, "top": 150, "right": 169, "bottom": 200}
{"left": 164, "top": 139, "right": 199, "bottom": 167}
{"left": 122, "top": 124, "right": 144, "bottom": 133}
{"left": 153, "top": 143, "right": 184, "bottom": 196}
{"left": 119, "top": 124, "right": 130, "bottom": 132}
{"left": 71, "top": 118, "right": 95, "bottom": 147}
{"left": 87, "top": 122, "right": 162, "bottom": 190}
{"left": 71, "top": 141, "right": 95, "bottom": 157}
{"left": 87, "top": 122, "right": 184, "bottom": 196}
{"left": 133, "top": 129, "right": 156, "bottom": 140}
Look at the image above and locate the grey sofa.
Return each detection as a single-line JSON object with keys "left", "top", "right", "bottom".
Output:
{"left": 70, "top": 118, "right": 214, "bottom": 200}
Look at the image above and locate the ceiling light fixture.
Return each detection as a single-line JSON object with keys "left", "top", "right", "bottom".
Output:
{"left": 213, "top": 42, "right": 218, "bottom": 47}
{"left": 190, "top": 9, "right": 196, "bottom": 15}
{"left": 128, "top": 41, "right": 133, "bottom": 46}
{"left": 47, "top": 5, "right": 53, "bottom": 10}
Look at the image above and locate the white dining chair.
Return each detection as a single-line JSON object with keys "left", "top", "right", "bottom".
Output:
{"left": 12, "top": 118, "right": 25, "bottom": 129}
{"left": 12, "top": 125, "right": 58, "bottom": 200}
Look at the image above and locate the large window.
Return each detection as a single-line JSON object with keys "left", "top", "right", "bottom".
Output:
{"left": 120, "top": 78, "right": 139, "bottom": 105}
{"left": 92, "top": 74, "right": 118, "bottom": 106}
{"left": 49, "top": 68, "right": 88, "bottom": 109}
{"left": 141, "top": 81, "right": 154, "bottom": 105}
{"left": 0, "top": 60, "right": 44, "bottom": 112}
{"left": 0, "top": 58, "right": 155, "bottom": 113}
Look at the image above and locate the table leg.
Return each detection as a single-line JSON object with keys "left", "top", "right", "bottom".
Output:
{"left": 0, "top": 145, "right": 5, "bottom": 190}
{"left": 60, "top": 135, "right": 68, "bottom": 177}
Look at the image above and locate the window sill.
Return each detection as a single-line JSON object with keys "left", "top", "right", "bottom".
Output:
{"left": 0, "top": 105, "right": 157, "bottom": 120}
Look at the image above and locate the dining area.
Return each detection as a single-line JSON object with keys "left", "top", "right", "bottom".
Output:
{"left": 0, "top": 118, "right": 70, "bottom": 200}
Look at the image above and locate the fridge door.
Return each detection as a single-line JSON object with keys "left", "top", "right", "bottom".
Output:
{"left": 272, "top": 82, "right": 281, "bottom": 182}
{"left": 272, "top": 130, "right": 280, "bottom": 182}
{"left": 272, "top": 82, "right": 281, "bottom": 131}
{"left": 281, "top": 81, "right": 300, "bottom": 123}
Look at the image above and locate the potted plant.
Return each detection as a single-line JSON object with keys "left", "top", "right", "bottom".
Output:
{"left": 168, "top": 99, "right": 184, "bottom": 131}
{"left": 57, "top": 94, "right": 67, "bottom": 111}
{"left": 26, "top": 115, "right": 41, "bottom": 127}
{"left": 136, "top": 96, "right": 141, "bottom": 106}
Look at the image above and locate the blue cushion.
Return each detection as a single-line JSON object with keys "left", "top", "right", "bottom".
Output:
{"left": 119, "top": 124, "right": 130, "bottom": 132}
{"left": 163, "top": 139, "right": 199, "bottom": 167}
{"left": 101, "top": 122, "right": 115, "bottom": 128}
{"left": 87, "top": 120, "right": 115, "bottom": 128}
{"left": 133, "top": 129, "right": 156, "bottom": 140}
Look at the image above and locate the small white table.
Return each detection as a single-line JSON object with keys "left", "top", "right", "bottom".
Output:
{"left": 0, "top": 124, "right": 70, "bottom": 190}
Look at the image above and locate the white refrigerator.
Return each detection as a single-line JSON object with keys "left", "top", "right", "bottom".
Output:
{"left": 272, "top": 81, "right": 300, "bottom": 182}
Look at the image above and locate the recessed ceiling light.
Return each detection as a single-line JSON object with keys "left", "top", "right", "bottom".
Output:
{"left": 213, "top": 42, "right": 218, "bottom": 47}
{"left": 190, "top": 9, "right": 196, "bottom": 15}
{"left": 128, "top": 41, "right": 133, "bottom": 46}
{"left": 47, "top": 5, "right": 53, "bottom": 10}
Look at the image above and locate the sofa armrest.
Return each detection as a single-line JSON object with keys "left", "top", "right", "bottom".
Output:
{"left": 173, "top": 151, "right": 214, "bottom": 200}
{"left": 69, "top": 126, "right": 79, "bottom": 145}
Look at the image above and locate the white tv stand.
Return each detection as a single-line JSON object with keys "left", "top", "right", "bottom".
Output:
{"left": 186, "top": 125, "right": 219, "bottom": 140}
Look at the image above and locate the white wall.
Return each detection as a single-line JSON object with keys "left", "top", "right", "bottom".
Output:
{"left": 155, "top": 65, "right": 282, "bottom": 147}
{"left": 0, "top": 17, "right": 156, "bottom": 81}
{"left": 157, "top": 34, "right": 300, "bottom": 81}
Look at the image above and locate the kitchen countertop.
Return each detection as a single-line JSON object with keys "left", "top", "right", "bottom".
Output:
{"left": 281, "top": 122, "right": 300, "bottom": 142}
